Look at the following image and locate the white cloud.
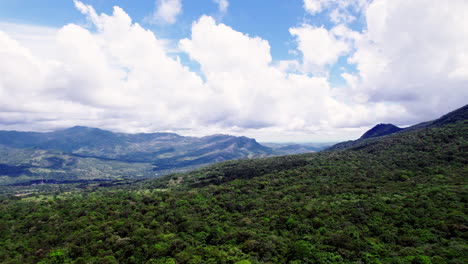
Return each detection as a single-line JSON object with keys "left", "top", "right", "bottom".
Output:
{"left": 180, "top": 16, "right": 272, "bottom": 74}
{"left": 290, "top": 24, "right": 350, "bottom": 74}
{"left": 0, "top": 30, "right": 45, "bottom": 112}
{"left": 213, "top": 0, "right": 229, "bottom": 14}
{"left": 346, "top": 0, "right": 468, "bottom": 121}
{"left": 178, "top": 16, "right": 395, "bottom": 133}
{"left": 329, "top": 8, "right": 355, "bottom": 24}
{"left": 303, "top": 0, "right": 327, "bottom": 15}
{"left": 0, "top": 1, "right": 209, "bottom": 134}
{"left": 2, "top": 10, "right": 369, "bottom": 141}
{"left": 147, "top": 0, "right": 182, "bottom": 24}
{"left": 303, "top": 0, "right": 371, "bottom": 25}
{"left": 299, "top": 0, "right": 468, "bottom": 125}
{"left": 0, "top": 22, "right": 59, "bottom": 60}
{"left": 180, "top": 16, "right": 284, "bottom": 128}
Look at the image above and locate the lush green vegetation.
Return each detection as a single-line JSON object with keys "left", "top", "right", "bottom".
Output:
{"left": 0, "top": 111, "right": 466, "bottom": 263}
{"left": 0, "top": 145, "right": 157, "bottom": 187}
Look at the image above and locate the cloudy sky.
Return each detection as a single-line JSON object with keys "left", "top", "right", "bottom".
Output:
{"left": 0, "top": 0, "right": 466, "bottom": 142}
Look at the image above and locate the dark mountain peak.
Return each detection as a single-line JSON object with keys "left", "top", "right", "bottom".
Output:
{"left": 233, "top": 136, "right": 263, "bottom": 148}
{"left": 233, "top": 135, "right": 257, "bottom": 143}
{"left": 237, "top": 135, "right": 258, "bottom": 142}
{"left": 360, "top": 123, "right": 403, "bottom": 139}
{"left": 223, "top": 135, "right": 264, "bottom": 147}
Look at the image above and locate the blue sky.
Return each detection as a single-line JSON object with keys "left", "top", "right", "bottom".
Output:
{"left": 0, "top": 0, "right": 467, "bottom": 142}
{"left": 0, "top": 0, "right": 357, "bottom": 82}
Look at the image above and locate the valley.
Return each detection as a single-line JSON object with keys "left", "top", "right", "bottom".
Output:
{"left": 0, "top": 127, "right": 330, "bottom": 190}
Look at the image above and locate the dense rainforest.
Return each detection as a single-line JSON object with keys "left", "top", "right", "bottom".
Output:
{"left": 0, "top": 105, "right": 466, "bottom": 263}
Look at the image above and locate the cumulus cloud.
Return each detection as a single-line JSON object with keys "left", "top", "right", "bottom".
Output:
{"left": 0, "top": 31, "right": 45, "bottom": 111}
{"left": 178, "top": 16, "right": 390, "bottom": 133}
{"left": 290, "top": 24, "right": 350, "bottom": 74}
{"left": 213, "top": 0, "right": 229, "bottom": 14}
{"left": 147, "top": 0, "right": 182, "bottom": 24}
{"left": 0, "top": 22, "right": 59, "bottom": 60}
{"left": 297, "top": 0, "right": 468, "bottom": 125}
{"left": 346, "top": 0, "right": 468, "bottom": 121}
{"left": 0, "top": 1, "right": 209, "bottom": 133}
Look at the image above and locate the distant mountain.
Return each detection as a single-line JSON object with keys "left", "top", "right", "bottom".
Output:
{"left": 262, "top": 142, "right": 333, "bottom": 155}
{"left": 0, "top": 127, "right": 282, "bottom": 185}
{"left": 0, "top": 127, "right": 272, "bottom": 161}
{"left": 0, "top": 126, "right": 185, "bottom": 157}
{"left": 359, "top": 123, "right": 402, "bottom": 139}
{"left": 328, "top": 104, "right": 468, "bottom": 151}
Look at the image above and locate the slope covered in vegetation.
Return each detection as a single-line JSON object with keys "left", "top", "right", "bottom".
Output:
{"left": 0, "top": 106, "right": 466, "bottom": 263}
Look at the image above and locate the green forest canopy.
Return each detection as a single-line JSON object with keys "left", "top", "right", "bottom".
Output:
{"left": 0, "top": 106, "right": 467, "bottom": 263}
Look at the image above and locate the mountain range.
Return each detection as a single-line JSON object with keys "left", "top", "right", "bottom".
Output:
{"left": 1, "top": 104, "right": 465, "bottom": 188}
{"left": 0, "top": 126, "right": 329, "bottom": 186}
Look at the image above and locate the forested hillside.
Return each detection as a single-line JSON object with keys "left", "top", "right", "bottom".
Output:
{"left": 0, "top": 106, "right": 466, "bottom": 263}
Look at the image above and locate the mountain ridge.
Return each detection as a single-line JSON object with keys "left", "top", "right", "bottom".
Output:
{"left": 0, "top": 126, "right": 321, "bottom": 185}
{"left": 0, "top": 126, "right": 272, "bottom": 160}
{"left": 328, "top": 103, "right": 468, "bottom": 151}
